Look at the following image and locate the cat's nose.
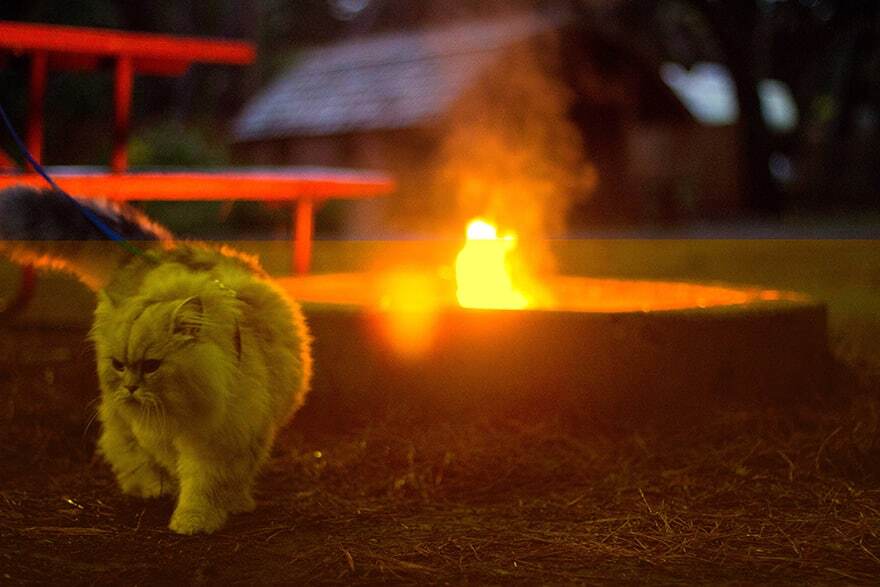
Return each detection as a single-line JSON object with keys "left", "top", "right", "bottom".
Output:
{"left": 125, "top": 384, "right": 139, "bottom": 394}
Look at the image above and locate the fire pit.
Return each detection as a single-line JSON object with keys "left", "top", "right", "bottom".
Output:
{"left": 278, "top": 268, "right": 828, "bottom": 427}
{"left": 274, "top": 220, "right": 829, "bottom": 426}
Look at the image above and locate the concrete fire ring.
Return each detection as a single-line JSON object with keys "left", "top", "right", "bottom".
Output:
{"left": 280, "top": 273, "right": 830, "bottom": 427}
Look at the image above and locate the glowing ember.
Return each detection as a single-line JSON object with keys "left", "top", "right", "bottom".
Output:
{"left": 455, "top": 219, "right": 529, "bottom": 309}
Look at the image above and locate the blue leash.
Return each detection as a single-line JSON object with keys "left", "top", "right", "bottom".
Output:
{"left": 0, "top": 101, "right": 145, "bottom": 257}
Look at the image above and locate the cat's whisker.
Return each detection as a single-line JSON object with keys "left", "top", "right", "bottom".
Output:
{"left": 142, "top": 394, "right": 164, "bottom": 429}
{"left": 143, "top": 396, "right": 155, "bottom": 422}
{"left": 82, "top": 408, "right": 100, "bottom": 440}
{"left": 84, "top": 395, "right": 102, "bottom": 414}
{"left": 148, "top": 396, "right": 164, "bottom": 428}
{"left": 78, "top": 339, "right": 97, "bottom": 360}
{"left": 157, "top": 398, "right": 169, "bottom": 430}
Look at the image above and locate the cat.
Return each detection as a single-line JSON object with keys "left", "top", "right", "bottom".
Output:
{"left": 0, "top": 186, "right": 312, "bottom": 534}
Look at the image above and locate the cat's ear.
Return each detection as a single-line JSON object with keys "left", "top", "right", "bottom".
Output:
{"left": 171, "top": 296, "right": 204, "bottom": 338}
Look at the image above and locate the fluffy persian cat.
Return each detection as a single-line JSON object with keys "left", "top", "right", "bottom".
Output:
{"left": 0, "top": 186, "right": 312, "bottom": 534}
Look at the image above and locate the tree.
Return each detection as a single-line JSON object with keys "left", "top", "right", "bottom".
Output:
{"left": 583, "top": 0, "right": 783, "bottom": 216}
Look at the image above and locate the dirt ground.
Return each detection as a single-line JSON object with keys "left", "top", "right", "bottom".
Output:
{"left": 2, "top": 322, "right": 879, "bottom": 585}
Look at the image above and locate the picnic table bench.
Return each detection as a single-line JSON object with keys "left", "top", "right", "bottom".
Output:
{"left": 0, "top": 166, "right": 392, "bottom": 273}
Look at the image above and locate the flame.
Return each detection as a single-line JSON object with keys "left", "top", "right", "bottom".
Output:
{"left": 378, "top": 271, "right": 439, "bottom": 358}
{"left": 455, "top": 219, "right": 529, "bottom": 309}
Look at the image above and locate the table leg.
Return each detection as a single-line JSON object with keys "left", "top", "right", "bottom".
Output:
{"left": 112, "top": 56, "right": 133, "bottom": 173}
{"left": 26, "top": 51, "right": 48, "bottom": 166}
{"left": 293, "top": 198, "right": 314, "bottom": 274}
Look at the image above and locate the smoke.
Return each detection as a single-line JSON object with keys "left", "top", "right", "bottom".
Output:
{"left": 432, "top": 30, "right": 596, "bottom": 278}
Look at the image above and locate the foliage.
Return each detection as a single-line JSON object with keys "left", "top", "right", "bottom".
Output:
{"left": 586, "top": 0, "right": 880, "bottom": 213}
{"left": 0, "top": 0, "right": 121, "bottom": 28}
{"left": 128, "top": 121, "right": 228, "bottom": 168}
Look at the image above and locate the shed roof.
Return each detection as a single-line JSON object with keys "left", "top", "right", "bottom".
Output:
{"left": 233, "top": 14, "right": 557, "bottom": 141}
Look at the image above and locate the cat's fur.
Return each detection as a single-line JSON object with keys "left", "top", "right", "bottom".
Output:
{"left": 0, "top": 186, "right": 312, "bottom": 534}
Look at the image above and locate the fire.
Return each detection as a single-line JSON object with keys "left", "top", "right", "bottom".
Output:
{"left": 378, "top": 271, "right": 439, "bottom": 358}
{"left": 455, "top": 219, "right": 529, "bottom": 309}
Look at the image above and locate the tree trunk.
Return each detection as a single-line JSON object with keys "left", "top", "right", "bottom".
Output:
{"left": 690, "top": 0, "right": 782, "bottom": 216}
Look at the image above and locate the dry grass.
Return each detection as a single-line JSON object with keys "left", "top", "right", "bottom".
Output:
{"left": 2, "top": 323, "right": 880, "bottom": 584}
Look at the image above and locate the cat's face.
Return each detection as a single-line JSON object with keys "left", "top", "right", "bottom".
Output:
{"left": 94, "top": 295, "right": 224, "bottom": 424}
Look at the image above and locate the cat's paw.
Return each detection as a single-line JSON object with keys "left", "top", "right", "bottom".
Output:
{"left": 227, "top": 493, "right": 256, "bottom": 514}
{"left": 119, "top": 469, "right": 175, "bottom": 499}
{"left": 169, "top": 507, "right": 227, "bottom": 535}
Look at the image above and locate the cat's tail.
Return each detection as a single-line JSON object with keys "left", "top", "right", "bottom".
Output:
{"left": 0, "top": 185, "right": 172, "bottom": 290}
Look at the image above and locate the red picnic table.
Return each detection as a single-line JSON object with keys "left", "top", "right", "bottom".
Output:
{"left": 0, "top": 167, "right": 393, "bottom": 273}
{"left": 0, "top": 21, "right": 394, "bottom": 273}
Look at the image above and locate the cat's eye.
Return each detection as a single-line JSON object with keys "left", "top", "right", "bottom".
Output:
{"left": 111, "top": 358, "right": 125, "bottom": 372}
{"left": 142, "top": 359, "right": 161, "bottom": 374}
